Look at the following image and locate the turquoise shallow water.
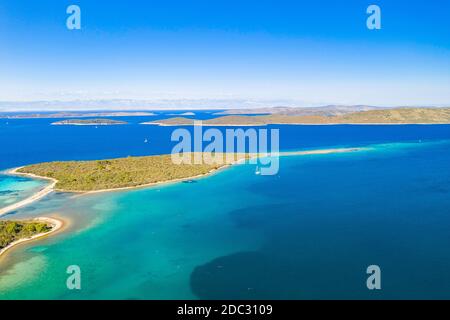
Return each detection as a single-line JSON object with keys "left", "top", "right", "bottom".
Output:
{"left": 1, "top": 140, "right": 450, "bottom": 299}
{"left": 0, "top": 175, "right": 45, "bottom": 209}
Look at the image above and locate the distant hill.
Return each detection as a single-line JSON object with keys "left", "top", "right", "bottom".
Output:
{"left": 1, "top": 111, "right": 155, "bottom": 119}
{"left": 146, "top": 107, "right": 450, "bottom": 126}
{"left": 214, "top": 105, "right": 385, "bottom": 116}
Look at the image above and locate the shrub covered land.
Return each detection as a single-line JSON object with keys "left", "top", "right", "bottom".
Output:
{"left": 0, "top": 220, "right": 51, "bottom": 249}
{"left": 18, "top": 153, "right": 250, "bottom": 192}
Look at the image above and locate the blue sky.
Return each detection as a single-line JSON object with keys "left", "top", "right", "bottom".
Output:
{"left": 0, "top": 0, "right": 449, "bottom": 107}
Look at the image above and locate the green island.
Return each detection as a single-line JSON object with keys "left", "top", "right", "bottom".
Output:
{"left": 0, "top": 220, "right": 52, "bottom": 250}
{"left": 51, "top": 118, "right": 128, "bottom": 126}
{"left": 17, "top": 153, "right": 250, "bottom": 192}
{"left": 143, "top": 107, "right": 450, "bottom": 126}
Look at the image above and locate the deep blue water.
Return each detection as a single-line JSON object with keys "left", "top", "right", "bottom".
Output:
{"left": 1, "top": 112, "right": 449, "bottom": 169}
{"left": 0, "top": 112, "right": 450, "bottom": 299}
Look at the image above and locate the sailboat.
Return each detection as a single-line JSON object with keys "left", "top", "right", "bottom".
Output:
{"left": 255, "top": 166, "right": 261, "bottom": 175}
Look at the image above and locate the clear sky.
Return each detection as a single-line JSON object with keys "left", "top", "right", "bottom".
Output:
{"left": 0, "top": 0, "right": 450, "bottom": 107}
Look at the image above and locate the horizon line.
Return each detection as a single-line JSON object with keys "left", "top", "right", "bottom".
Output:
{"left": 0, "top": 99, "right": 449, "bottom": 112}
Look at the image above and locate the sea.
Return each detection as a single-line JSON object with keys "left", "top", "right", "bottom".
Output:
{"left": 0, "top": 111, "right": 450, "bottom": 299}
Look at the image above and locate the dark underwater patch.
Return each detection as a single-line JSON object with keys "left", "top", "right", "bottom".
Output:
{"left": 190, "top": 251, "right": 302, "bottom": 299}
{"left": 0, "top": 190, "right": 18, "bottom": 196}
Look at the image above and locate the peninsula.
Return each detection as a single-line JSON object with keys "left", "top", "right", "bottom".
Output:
{"left": 0, "top": 148, "right": 361, "bottom": 217}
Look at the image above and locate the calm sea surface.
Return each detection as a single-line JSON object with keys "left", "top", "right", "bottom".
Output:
{"left": 0, "top": 112, "right": 450, "bottom": 299}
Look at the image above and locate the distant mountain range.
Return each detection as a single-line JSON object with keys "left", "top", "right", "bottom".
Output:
{"left": 214, "top": 105, "right": 429, "bottom": 116}
{"left": 0, "top": 111, "right": 154, "bottom": 119}
{"left": 1, "top": 99, "right": 447, "bottom": 113}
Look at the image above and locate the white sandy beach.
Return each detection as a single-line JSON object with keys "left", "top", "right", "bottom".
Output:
{"left": 0, "top": 168, "right": 57, "bottom": 217}
{"left": 280, "top": 148, "right": 362, "bottom": 156}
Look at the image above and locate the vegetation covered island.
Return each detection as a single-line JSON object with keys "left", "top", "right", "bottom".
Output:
{"left": 51, "top": 118, "right": 128, "bottom": 126}
{"left": 0, "top": 220, "right": 52, "bottom": 251}
{"left": 16, "top": 153, "right": 250, "bottom": 192}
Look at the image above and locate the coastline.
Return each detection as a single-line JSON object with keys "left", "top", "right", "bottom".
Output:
{"left": 76, "top": 163, "right": 236, "bottom": 195}
{"left": 0, "top": 216, "right": 65, "bottom": 260}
